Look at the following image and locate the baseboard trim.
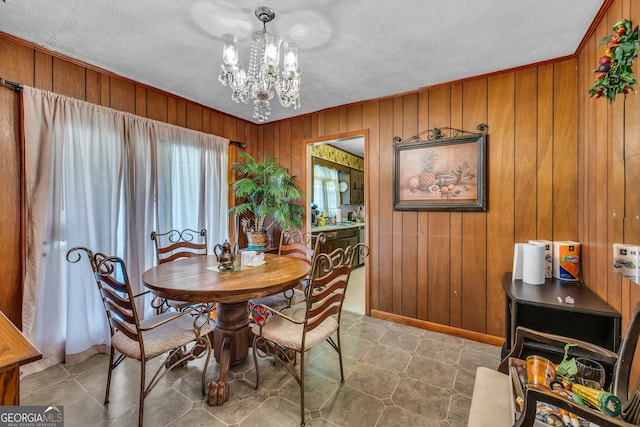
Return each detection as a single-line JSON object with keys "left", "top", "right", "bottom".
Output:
{"left": 370, "top": 309, "right": 505, "bottom": 347}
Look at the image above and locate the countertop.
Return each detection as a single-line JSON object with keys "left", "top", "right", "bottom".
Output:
{"left": 311, "top": 221, "right": 365, "bottom": 233}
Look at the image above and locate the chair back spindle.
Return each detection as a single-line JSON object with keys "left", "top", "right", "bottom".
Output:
{"left": 151, "top": 228, "right": 207, "bottom": 264}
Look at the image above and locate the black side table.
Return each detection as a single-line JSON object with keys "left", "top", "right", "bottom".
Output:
{"left": 502, "top": 272, "right": 621, "bottom": 365}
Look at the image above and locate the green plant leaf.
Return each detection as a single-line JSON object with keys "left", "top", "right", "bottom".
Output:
{"left": 229, "top": 152, "right": 304, "bottom": 232}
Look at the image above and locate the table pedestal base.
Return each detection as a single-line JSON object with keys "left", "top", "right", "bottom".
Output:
{"left": 207, "top": 301, "right": 250, "bottom": 406}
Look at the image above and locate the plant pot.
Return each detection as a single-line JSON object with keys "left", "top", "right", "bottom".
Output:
{"left": 246, "top": 231, "right": 267, "bottom": 249}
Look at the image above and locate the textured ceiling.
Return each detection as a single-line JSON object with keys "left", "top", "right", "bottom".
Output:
{"left": 0, "top": 0, "right": 604, "bottom": 124}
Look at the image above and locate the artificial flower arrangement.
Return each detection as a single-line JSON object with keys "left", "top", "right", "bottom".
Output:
{"left": 589, "top": 19, "right": 639, "bottom": 102}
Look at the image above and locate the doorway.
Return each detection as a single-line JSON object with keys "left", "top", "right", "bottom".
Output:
{"left": 304, "top": 131, "right": 368, "bottom": 315}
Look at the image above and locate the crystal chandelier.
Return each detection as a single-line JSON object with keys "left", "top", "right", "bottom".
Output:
{"left": 218, "top": 6, "right": 301, "bottom": 122}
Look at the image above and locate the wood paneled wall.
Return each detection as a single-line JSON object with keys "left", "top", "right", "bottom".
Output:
{"left": 0, "top": 36, "right": 258, "bottom": 328}
{"left": 2, "top": 0, "right": 640, "bottom": 347}
{"left": 251, "top": 60, "right": 579, "bottom": 341}
{"left": 578, "top": 0, "right": 640, "bottom": 333}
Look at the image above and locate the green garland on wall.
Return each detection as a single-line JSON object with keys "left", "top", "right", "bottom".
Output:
{"left": 589, "top": 19, "right": 639, "bottom": 103}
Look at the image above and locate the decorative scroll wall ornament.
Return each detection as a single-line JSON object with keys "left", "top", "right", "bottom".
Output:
{"left": 392, "top": 123, "right": 488, "bottom": 145}
{"left": 589, "top": 19, "right": 639, "bottom": 103}
{"left": 393, "top": 124, "right": 488, "bottom": 211}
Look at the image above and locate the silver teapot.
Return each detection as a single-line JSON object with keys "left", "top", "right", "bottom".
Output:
{"left": 214, "top": 239, "right": 238, "bottom": 271}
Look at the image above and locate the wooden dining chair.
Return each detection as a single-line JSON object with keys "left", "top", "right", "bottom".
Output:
{"left": 494, "top": 301, "right": 640, "bottom": 426}
{"left": 150, "top": 228, "right": 208, "bottom": 313}
{"left": 249, "top": 229, "right": 325, "bottom": 312}
{"left": 250, "top": 242, "right": 369, "bottom": 427}
{"left": 66, "top": 246, "right": 213, "bottom": 427}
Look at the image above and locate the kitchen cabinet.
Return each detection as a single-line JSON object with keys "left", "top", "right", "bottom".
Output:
{"left": 312, "top": 226, "right": 362, "bottom": 268}
{"left": 350, "top": 169, "right": 364, "bottom": 204}
{"left": 315, "top": 231, "right": 338, "bottom": 254}
{"left": 337, "top": 227, "right": 359, "bottom": 267}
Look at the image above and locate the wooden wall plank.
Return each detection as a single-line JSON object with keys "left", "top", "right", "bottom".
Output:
{"left": 401, "top": 94, "right": 418, "bottom": 318}
{"left": 426, "top": 86, "right": 452, "bottom": 324}
{"left": 487, "top": 73, "right": 515, "bottom": 336}
{"left": 537, "top": 64, "right": 554, "bottom": 241}
{"left": 580, "top": 29, "right": 603, "bottom": 286}
{"left": 553, "top": 60, "right": 579, "bottom": 241}
{"left": 290, "top": 118, "right": 305, "bottom": 194}
{"left": 34, "top": 51, "right": 52, "bottom": 90}
{"left": 346, "top": 104, "right": 363, "bottom": 132}
{"left": 147, "top": 91, "right": 168, "bottom": 123}
{"left": 100, "top": 75, "right": 110, "bottom": 107}
{"left": 460, "top": 78, "right": 488, "bottom": 333}
{"left": 52, "top": 58, "right": 85, "bottom": 100}
{"left": 176, "top": 99, "right": 187, "bottom": 128}
{"left": 85, "top": 70, "right": 101, "bottom": 105}
{"left": 323, "top": 109, "right": 341, "bottom": 136}
{"left": 135, "top": 86, "right": 147, "bottom": 117}
{"left": 363, "top": 100, "right": 380, "bottom": 314}
{"left": 449, "top": 83, "right": 464, "bottom": 328}
{"left": 607, "top": 0, "right": 624, "bottom": 314}
{"left": 186, "top": 102, "right": 203, "bottom": 131}
{"left": 109, "top": 78, "right": 135, "bottom": 113}
{"left": 377, "top": 99, "right": 395, "bottom": 312}
{"left": 514, "top": 68, "right": 538, "bottom": 242}
{"left": 416, "top": 91, "right": 430, "bottom": 321}
{"left": 392, "top": 97, "right": 404, "bottom": 315}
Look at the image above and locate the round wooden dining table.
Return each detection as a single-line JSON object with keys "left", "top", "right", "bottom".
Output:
{"left": 142, "top": 253, "right": 309, "bottom": 406}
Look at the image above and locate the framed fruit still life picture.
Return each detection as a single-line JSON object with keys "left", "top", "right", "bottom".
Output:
{"left": 393, "top": 133, "right": 487, "bottom": 211}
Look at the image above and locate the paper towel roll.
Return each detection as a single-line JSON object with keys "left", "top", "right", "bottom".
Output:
{"left": 335, "top": 208, "right": 342, "bottom": 222}
{"left": 553, "top": 241, "right": 581, "bottom": 281}
{"left": 512, "top": 243, "right": 525, "bottom": 280}
{"left": 522, "top": 243, "right": 546, "bottom": 285}
{"left": 528, "top": 240, "right": 552, "bottom": 278}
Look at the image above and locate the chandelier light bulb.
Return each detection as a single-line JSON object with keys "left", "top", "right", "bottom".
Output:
{"left": 283, "top": 42, "right": 299, "bottom": 74}
{"left": 218, "top": 6, "right": 301, "bottom": 122}
{"left": 222, "top": 34, "right": 239, "bottom": 67}
{"left": 263, "top": 32, "right": 282, "bottom": 71}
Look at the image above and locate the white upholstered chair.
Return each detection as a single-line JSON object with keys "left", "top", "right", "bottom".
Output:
{"left": 66, "top": 246, "right": 212, "bottom": 427}
{"left": 251, "top": 242, "right": 369, "bottom": 427}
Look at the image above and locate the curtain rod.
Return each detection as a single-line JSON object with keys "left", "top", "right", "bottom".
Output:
{"left": 1, "top": 76, "right": 246, "bottom": 149}
{"left": 0, "top": 78, "right": 23, "bottom": 92}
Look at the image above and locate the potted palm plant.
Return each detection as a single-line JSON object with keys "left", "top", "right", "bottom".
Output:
{"left": 229, "top": 152, "right": 304, "bottom": 249}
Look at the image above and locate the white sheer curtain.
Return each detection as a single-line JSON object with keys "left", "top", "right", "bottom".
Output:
{"left": 313, "top": 164, "right": 340, "bottom": 217}
{"left": 154, "top": 126, "right": 228, "bottom": 251}
{"left": 21, "top": 86, "right": 229, "bottom": 375}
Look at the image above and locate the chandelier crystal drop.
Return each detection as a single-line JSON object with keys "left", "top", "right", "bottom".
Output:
{"left": 218, "top": 6, "right": 301, "bottom": 122}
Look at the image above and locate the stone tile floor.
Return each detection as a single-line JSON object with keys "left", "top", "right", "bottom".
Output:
{"left": 20, "top": 311, "right": 501, "bottom": 426}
